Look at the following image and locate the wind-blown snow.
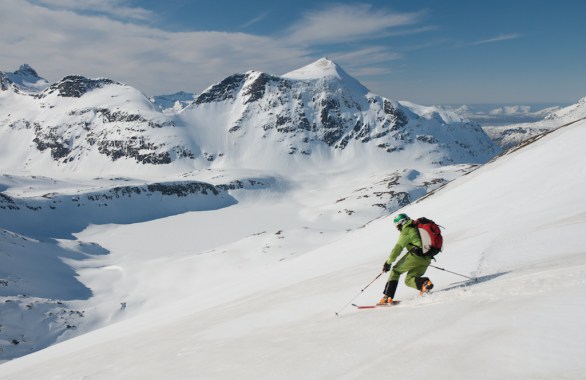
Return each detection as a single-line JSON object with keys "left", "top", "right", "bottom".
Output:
{"left": 0, "top": 116, "right": 584, "bottom": 378}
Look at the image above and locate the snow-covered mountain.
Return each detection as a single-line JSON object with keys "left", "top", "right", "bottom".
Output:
{"left": 545, "top": 96, "right": 586, "bottom": 122}
{"left": 179, "top": 58, "right": 497, "bottom": 171}
{"left": 0, "top": 71, "right": 193, "bottom": 175}
{"left": 447, "top": 103, "right": 562, "bottom": 126}
{"left": 0, "top": 100, "right": 584, "bottom": 380}
{"left": 0, "top": 64, "right": 49, "bottom": 93}
{"left": 482, "top": 97, "right": 586, "bottom": 149}
{"left": 1, "top": 59, "right": 499, "bottom": 178}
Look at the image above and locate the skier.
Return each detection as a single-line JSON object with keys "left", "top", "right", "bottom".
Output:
{"left": 379, "top": 213, "right": 434, "bottom": 305}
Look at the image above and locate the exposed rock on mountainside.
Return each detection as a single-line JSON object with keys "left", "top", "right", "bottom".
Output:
{"left": 39, "top": 76, "right": 116, "bottom": 98}
{"left": 181, "top": 58, "right": 498, "bottom": 168}
{"left": 0, "top": 59, "right": 499, "bottom": 176}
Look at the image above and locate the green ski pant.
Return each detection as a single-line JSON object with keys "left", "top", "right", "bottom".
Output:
{"left": 388, "top": 253, "right": 432, "bottom": 289}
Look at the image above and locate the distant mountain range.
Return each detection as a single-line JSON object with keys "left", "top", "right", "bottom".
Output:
{"left": 479, "top": 98, "right": 586, "bottom": 149}
{"left": 1, "top": 58, "right": 499, "bottom": 178}
{"left": 443, "top": 103, "right": 562, "bottom": 126}
{"left": 150, "top": 89, "right": 586, "bottom": 151}
{"left": 0, "top": 64, "right": 49, "bottom": 93}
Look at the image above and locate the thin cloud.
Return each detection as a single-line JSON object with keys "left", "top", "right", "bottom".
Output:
{"left": 0, "top": 1, "right": 424, "bottom": 97}
{"left": 313, "top": 47, "right": 402, "bottom": 87}
{"left": 0, "top": 1, "right": 309, "bottom": 95}
{"left": 283, "top": 4, "right": 424, "bottom": 45}
{"left": 384, "top": 25, "right": 438, "bottom": 38}
{"left": 241, "top": 11, "right": 270, "bottom": 29}
{"left": 333, "top": 47, "right": 402, "bottom": 64}
{"left": 31, "top": 0, "right": 153, "bottom": 21}
{"left": 466, "top": 33, "right": 521, "bottom": 47}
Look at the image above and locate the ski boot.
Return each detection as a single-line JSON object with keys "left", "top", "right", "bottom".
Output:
{"left": 419, "top": 279, "right": 434, "bottom": 296}
{"left": 377, "top": 296, "right": 394, "bottom": 305}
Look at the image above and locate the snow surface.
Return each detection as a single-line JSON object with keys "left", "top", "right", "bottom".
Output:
{"left": 1, "top": 113, "right": 585, "bottom": 378}
{"left": 281, "top": 57, "right": 368, "bottom": 95}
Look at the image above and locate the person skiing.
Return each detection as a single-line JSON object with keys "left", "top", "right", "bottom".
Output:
{"left": 379, "top": 213, "right": 434, "bottom": 305}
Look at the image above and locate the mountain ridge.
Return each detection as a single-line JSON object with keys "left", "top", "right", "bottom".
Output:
{"left": 0, "top": 59, "right": 499, "bottom": 177}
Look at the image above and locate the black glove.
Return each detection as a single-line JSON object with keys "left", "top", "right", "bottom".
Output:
{"left": 382, "top": 262, "right": 391, "bottom": 272}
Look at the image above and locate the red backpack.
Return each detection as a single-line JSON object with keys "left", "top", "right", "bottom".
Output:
{"left": 413, "top": 217, "right": 443, "bottom": 257}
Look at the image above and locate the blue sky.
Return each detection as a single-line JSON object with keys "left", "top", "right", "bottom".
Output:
{"left": 1, "top": 0, "right": 585, "bottom": 105}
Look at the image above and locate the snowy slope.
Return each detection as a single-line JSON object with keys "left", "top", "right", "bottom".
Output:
{"left": 482, "top": 97, "right": 586, "bottom": 149}
{"left": 547, "top": 96, "right": 586, "bottom": 122}
{"left": 0, "top": 114, "right": 584, "bottom": 378}
{"left": 0, "top": 230, "right": 93, "bottom": 359}
{"left": 1, "top": 58, "right": 501, "bottom": 360}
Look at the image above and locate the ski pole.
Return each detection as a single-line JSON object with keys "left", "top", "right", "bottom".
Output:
{"left": 429, "top": 265, "right": 477, "bottom": 282}
{"left": 335, "top": 271, "right": 384, "bottom": 316}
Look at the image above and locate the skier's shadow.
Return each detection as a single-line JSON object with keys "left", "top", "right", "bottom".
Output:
{"left": 441, "top": 272, "right": 509, "bottom": 292}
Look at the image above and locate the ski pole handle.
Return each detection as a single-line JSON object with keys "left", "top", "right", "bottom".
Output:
{"left": 361, "top": 271, "right": 384, "bottom": 291}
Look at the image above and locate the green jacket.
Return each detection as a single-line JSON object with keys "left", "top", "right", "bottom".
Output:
{"left": 386, "top": 219, "right": 422, "bottom": 265}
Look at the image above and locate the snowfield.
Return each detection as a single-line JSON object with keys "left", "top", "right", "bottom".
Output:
{"left": 0, "top": 117, "right": 585, "bottom": 378}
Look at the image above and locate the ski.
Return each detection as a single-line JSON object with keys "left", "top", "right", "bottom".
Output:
{"left": 352, "top": 301, "right": 401, "bottom": 309}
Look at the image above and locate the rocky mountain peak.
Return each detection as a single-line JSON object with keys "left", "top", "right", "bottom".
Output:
{"left": 194, "top": 73, "right": 246, "bottom": 105}
{"left": 14, "top": 64, "right": 40, "bottom": 78}
{"left": 0, "top": 64, "right": 49, "bottom": 93}
{"left": 40, "top": 75, "right": 117, "bottom": 98}
{"left": 0, "top": 71, "right": 9, "bottom": 91}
